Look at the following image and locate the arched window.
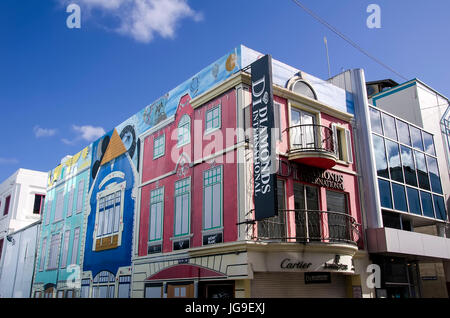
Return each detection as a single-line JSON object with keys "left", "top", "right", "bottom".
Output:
{"left": 288, "top": 78, "right": 317, "bottom": 100}
{"left": 177, "top": 115, "right": 191, "bottom": 147}
{"left": 92, "top": 271, "right": 116, "bottom": 298}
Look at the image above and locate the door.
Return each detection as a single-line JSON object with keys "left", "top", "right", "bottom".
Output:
{"left": 291, "top": 109, "right": 316, "bottom": 150}
{"left": 44, "top": 287, "right": 54, "bottom": 298}
{"left": 167, "top": 283, "right": 195, "bottom": 298}
{"left": 294, "top": 183, "right": 320, "bottom": 241}
{"left": 326, "top": 190, "right": 350, "bottom": 242}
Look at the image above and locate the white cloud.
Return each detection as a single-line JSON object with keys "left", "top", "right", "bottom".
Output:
{"left": 34, "top": 126, "right": 57, "bottom": 138}
{"left": 0, "top": 158, "right": 19, "bottom": 165}
{"left": 73, "top": 125, "right": 106, "bottom": 142}
{"left": 62, "top": 125, "right": 106, "bottom": 145}
{"left": 60, "top": 0, "right": 202, "bottom": 43}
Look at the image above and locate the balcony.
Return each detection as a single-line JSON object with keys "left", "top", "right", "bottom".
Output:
{"left": 286, "top": 124, "right": 337, "bottom": 169}
{"left": 250, "top": 210, "right": 361, "bottom": 246}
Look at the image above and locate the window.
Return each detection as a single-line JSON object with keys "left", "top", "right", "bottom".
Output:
{"left": 326, "top": 190, "right": 350, "bottom": 241}
{"left": 3, "top": 195, "right": 11, "bottom": 216}
{"left": 0, "top": 238, "right": 3, "bottom": 262}
{"left": 70, "top": 228, "right": 80, "bottom": 265}
{"left": 396, "top": 119, "right": 411, "bottom": 146}
{"left": 400, "top": 146, "right": 417, "bottom": 187}
{"left": 33, "top": 195, "right": 45, "bottom": 215}
{"left": 423, "top": 132, "right": 436, "bottom": 156}
{"left": 76, "top": 179, "right": 85, "bottom": 214}
{"left": 386, "top": 140, "right": 403, "bottom": 183}
{"left": 406, "top": 187, "right": 421, "bottom": 215}
{"left": 92, "top": 271, "right": 116, "bottom": 298}
{"left": 153, "top": 134, "right": 165, "bottom": 159}
{"left": 39, "top": 237, "right": 47, "bottom": 271}
{"left": 145, "top": 284, "right": 163, "bottom": 298}
{"left": 174, "top": 178, "right": 191, "bottom": 237}
{"left": 54, "top": 190, "right": 64, "bottom": 222}
{"left": 294, "top": 182, "right": 319, "bottom": 240}
{"left": 332, "top": 125, "right": 353, "bottom": 163}
{"left": 94, "top": 181, "right": 125, "bottom": 251}
{"left": 67, "top": 187, "right": 74, "bottom": 218}
{"left": 97, "top": 191, "right": 122, "bottom": 238}
{"left": 290, "top": 108, "right": 316, "bottom": 150}
{"left": 47, "top": 234, "right": 61, "bottom": 270}
{"left": 44, "top": 198, "right": 52, "bottom": 225}
{"left": 203, "top": 167, "right": 222, "bottom": 231}
{"left": 274, "top": 102, "right": 282, "bottom": 141}
{"left": 381, "top": 113, "right": 398, "bottom": 140}
{"left": 205, "top": 104, "right": 221, "bottom": 133}
{"left": 410, "top": 126, "right": 424, "bottom": 151}
{"left": 60, "top": 230, "right": 70, "bottom": 268}
{"left": 420, "top": 191, "right": 434, "bottom": 218}
{"left": 433, "top": 195, "right": 447, "bottom": 221}
{"left": 149, "top": 187, "right": 164, "bottom": 253}
{"left": 177, "top": 115, "right": 191, "bottom": 147}
{"left": 258, "top": 179, "right": 286, "bottom": 240}
{"left": 291, "top": 80, "right": 317, "bottom": 99}
{"left": 373, "top": 135, "right": 389, "bottom": 178}
{"left": 378, "top": 179, "right": 392, "bottom": 209}
{"left": 370, "top": 108, "right": 383, "bottom": 135}
{"left": 427, "top": 156, "right": 442, "bottom": 194}
{"left": 414, "top": 151, "right": 430, "bottom": 190}
{"left": 392, "top": 183, "right": 408, "bottom": 212}
{"left": 118, "top": 276, "right": 131, "bottom": 298}
{"left": 81, "top": 279, "right": 90, "bottom": 298}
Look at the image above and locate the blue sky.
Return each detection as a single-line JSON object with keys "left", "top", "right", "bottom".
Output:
{"left": 0, "top": 0, "right": 449, "bottom": 181}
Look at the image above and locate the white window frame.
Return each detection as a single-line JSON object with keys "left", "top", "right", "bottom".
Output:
{"left": 174, "top": 177, "right": 191, "bottom": 237}
{"left": 203, "top": 166, "right": 223, "bottom": 231}
{"left": 153, "top": 134, "right": 165, "bottom": 159}
{"left": 149, "top": 187, "right": 164, "bottom": 244}
{"left": 205, "top": 104, "right": 221, "bottom": 134}
{"left": 332, "top": 124, "right": 353, "bottom": 164}
{"left": 177, "top": 115, "right": 191, "bottom": 147}
{"left": 76, "top": 179, "right": 85, "bottom": 214}
{"left": 93, "top": 181, "right": 126, "bottom": 250}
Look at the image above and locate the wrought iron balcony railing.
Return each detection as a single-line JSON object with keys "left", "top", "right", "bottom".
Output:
{"left": 249, "top": 209, "right": 361, "bottom": 245}
{"left": 287, "top": 124, "right": 335, "bottom": 154}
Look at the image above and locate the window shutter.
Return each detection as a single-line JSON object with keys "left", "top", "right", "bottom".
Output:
{"left": 67, "top": 189, "right": 74, "bottom": 217}
{"left": 331, "top": 124, "right": 338, "bottom": 156}
{"left": 76, "top": 179, "right": 85, "bottom": 213}
{"left": 71, "top": 228, "right": 80, "bottom": 265}
{"left": 345, "top": 129, "right": 353, "bottom": 163}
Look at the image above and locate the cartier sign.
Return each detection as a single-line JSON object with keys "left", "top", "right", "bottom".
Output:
{"left": 280, "top": 258, "right": 312, "bottom": 270}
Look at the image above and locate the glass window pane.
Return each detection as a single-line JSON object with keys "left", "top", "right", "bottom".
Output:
{"left": 420, "top": 192, "right": 434, "bottom": 218}
{"left": 396, "top": 119, "right": 411, "bottom": 146}
{"left": 400, "top": 146, "right": 417, "bottom": 187}
{"left": 378, "top": 179, "right": 392, "bottom": 209}
{"left": 370, "top": 107, "right": 383, "bottom": 135}
{"left": 414, "top": 151, "right": 430, "bottom": 190}
{"left": 406, "top": 187, "right": 421, "bottom": 215}
{"left": 422, "top": 132, "right": 436, "bottom": 156}
{"left": 410, "top": 126, "right": 424, "bottom": 151}
{"left": 427, "top": 156, "right": 443, "bottom": 194}
{"left": 385, "top": 140, "right": 403, "bottom": 183}
{"left": 382, "top": 113, "right": 397, "bottom": 140}
{"left": 373, "top": 134, "right": 389, "bottom": 178}
{"left": 433, "top": 195, "right": 447, "bottom": 221}
{"left": 392, "top": 183, "right": 408, "bottom": 212}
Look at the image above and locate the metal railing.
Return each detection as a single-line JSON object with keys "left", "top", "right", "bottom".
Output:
{"left": 286, "top": 124, "right": 335, "bottom": 154}
{"left": 250, "top": 209, "right": 361, "bottom": 245}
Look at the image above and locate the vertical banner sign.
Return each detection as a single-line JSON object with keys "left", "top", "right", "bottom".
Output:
{"left": 251, "top": 55, "right": 278, "bottom": 221}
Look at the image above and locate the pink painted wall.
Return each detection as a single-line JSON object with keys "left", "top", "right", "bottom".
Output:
{"left": 138, "top": 90, "right": 238, "bottom": 256}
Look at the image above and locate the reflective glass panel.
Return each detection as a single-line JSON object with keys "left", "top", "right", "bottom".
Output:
{"left": 410, "top": 126, "right": 424, "bottom": 151}
{"left": 427, "top": 156, "right": 443, "bottom": 194}
{"left": 420, "top": 191, "right": 434, "bottom": 218}
{"left": 406, "top": 187, "right": 421, "bottom": 215}
{"left": 378, "top": 179, "right": 392, "bottom": 209}
{"left": 414, "top": 151, "right": 430, "bottom": 190}
{"left": 433, "top": 195, "right": 447, "bottom": 221}
{"left": 381, "top": 113, "right": 397, "bottom": 140}
{"left": 400, "top": 146, "right": 417, "bottom": 187}
{"left": 396, "top": 119, "right": 411, "bottom": 146}
{"left": 386, "top": 140, "right": 403, "bottom": 183}
{"left": 423, "top": 132, "right": 436, "bottom": 156}
{"left": 373, "top": 134, "right": 389, "bottom": 178}
{"left": 392, "top": 183, "right": 408, "bottom": 212}
{"left": 370, "top": 108, "right": 383, "bottom": 135}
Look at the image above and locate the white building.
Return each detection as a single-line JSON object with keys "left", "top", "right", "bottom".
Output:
{"left": 0, "top": 169, "right": 47, "bottom": 297}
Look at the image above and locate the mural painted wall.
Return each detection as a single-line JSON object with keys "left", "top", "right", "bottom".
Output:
{"left": 32, "top": 146, "right": 92, "bottom": 298}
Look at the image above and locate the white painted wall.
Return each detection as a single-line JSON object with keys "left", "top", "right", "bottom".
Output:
{"left": 0, "top": 222, "right": 40, "bottom": 298}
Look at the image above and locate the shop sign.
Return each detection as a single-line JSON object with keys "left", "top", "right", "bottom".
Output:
{"left": 304, "top": 272, "right": 331, "bottom": 284}
{"left": 278, "top": 159, "right": 344, "bottom": 191}
{"left": 280, "top": 258, "right": 312, "bottom": 270}
{"left": 251, "top": 54, "right": 278, "bottom": 221}
{"left": 323, "top": 255, "right": 348, "bottom": 271}
{"left": 203, "top": 232, "right": 223, "bottom": 246}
